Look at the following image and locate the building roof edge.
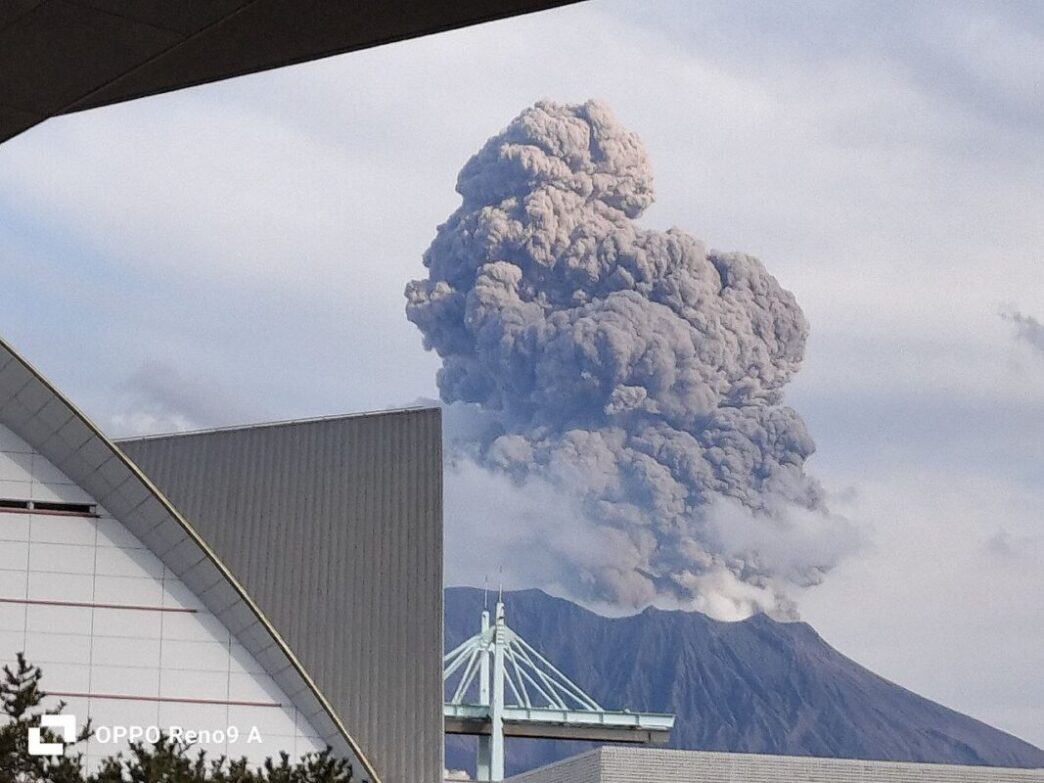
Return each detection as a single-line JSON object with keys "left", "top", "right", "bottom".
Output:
{"left": 0, "top": 335, "right": 382, "bottom": 783}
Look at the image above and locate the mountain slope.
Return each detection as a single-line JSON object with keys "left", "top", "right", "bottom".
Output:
{"left": 444, "top": 587, "right": 1044, "bottom": 777}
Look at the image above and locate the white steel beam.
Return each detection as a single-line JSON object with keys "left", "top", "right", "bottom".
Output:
{"left": 443, "top": 600, "right": 676, "bottom": 781}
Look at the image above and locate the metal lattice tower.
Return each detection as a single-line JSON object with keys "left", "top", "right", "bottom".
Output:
{"left": 444, "top": 598, "right": 675, "bottom": 781}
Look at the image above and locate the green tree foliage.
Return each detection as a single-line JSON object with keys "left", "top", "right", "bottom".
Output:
{"left": 1, "top": 653, "right": 90, "bottom": 783}
{"left": 1, "top": 655, "right": 356, "bottom": 783}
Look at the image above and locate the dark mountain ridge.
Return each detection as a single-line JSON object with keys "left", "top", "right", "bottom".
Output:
{"left": 445, "top": 587, "right": 1044, "bottom": 777}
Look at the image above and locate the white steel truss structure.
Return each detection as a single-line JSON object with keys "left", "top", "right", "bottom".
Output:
{"left": 443, "top": 599, "right": 675, "bottom": 781}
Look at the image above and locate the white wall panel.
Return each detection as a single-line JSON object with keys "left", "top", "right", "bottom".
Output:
{"left": 0, "top": 423, "right": 327, "bottom": 773}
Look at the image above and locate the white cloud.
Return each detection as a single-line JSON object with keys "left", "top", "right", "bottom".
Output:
{"left": 801, "top": 466, "right": 1044, "bottom": 747}
{"left": 106, "top": 359, "right": 251, "bottom": 437}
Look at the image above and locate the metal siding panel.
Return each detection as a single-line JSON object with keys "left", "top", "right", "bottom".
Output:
{"left": 120, "top": 408, "right": 443, "bottom": 783}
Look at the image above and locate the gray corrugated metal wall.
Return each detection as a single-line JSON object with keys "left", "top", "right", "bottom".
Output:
{"left": 119, "top": 408, "right": 443, "bottom": 783}
{"left": 506, "top": 747, "right": 1044, "bottom": 783}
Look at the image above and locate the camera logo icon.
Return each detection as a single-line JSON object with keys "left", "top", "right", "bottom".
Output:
{"left": 28, "top": 714, "right": 76, "bottom": 756}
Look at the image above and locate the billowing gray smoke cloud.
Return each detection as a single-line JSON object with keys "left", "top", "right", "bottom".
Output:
{"left": 406, "top": 100, "right": 853, "bottom": 619}
{"left": 1002, "top": 308, "right": 1044, "bottom": 357}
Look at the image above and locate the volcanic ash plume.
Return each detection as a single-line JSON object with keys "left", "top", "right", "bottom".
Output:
{"left": 406, "top": 100, "right": 854, "bottom": 619}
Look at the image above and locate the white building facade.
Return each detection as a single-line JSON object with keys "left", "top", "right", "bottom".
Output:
{"left": 0, "top": 420, "right": 326, "bottom": 769}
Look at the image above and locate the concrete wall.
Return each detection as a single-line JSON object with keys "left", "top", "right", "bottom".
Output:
{"left": 507, "top": 747, "right": 1044, "bottom": 783}
{"left": 120, "top": 408, "right": 443, "bottom": 783}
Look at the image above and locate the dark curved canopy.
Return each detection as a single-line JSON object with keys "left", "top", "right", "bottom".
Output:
{"left": 0, "top": 0, "right": 581, "bottom": 144}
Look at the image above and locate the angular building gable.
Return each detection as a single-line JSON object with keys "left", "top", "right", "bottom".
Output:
{"left": 119, "top": 408, "right": 444, "bottom": 783}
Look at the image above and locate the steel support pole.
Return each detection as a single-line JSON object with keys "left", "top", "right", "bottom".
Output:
{"left": 476, "top": 609, "right": 493, "bottom": 780}
{"left": 490, "top": 602, "right": 507, "bottom": 781}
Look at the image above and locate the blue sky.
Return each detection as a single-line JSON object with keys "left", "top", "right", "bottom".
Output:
{"left": 1, "top": 0, "right": 1042, "bottom": 748}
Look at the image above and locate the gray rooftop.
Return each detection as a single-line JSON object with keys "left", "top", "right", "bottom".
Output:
{"left": 504, "top": 747, "right": 1044, "bottom": 783}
